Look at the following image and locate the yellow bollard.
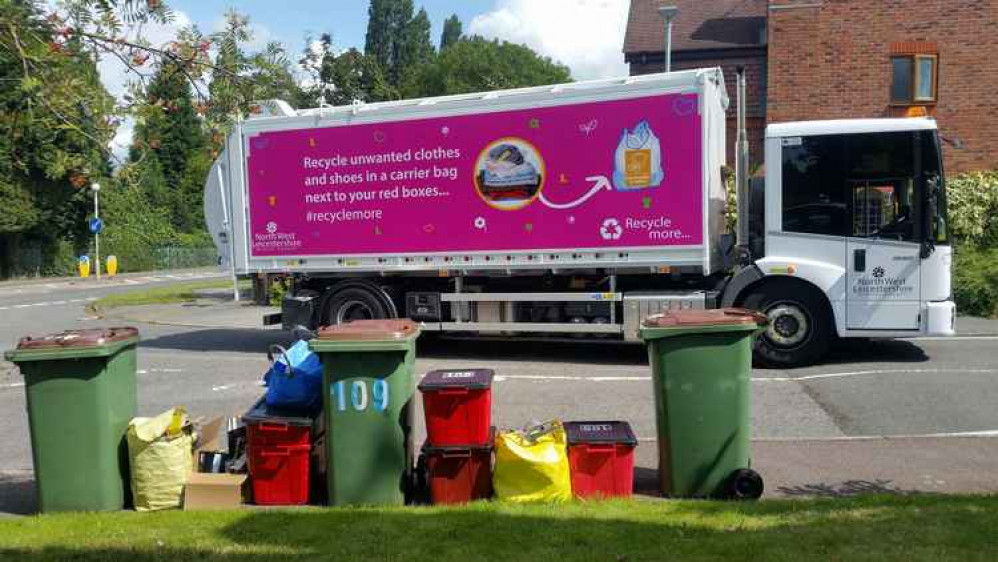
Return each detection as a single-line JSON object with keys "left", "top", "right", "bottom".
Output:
{"left": 78, "top": 256, "right": 91, "bottom": 278}
{"left": 106, "top": 255, "right": 118, "bottom": 277}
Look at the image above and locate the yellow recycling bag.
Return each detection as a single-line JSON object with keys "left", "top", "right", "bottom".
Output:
{"left": 127, "top": 408, "right": 197, "bottom": 511}
{"left": 493, "top": 420, "right": 572, "bottom": 503}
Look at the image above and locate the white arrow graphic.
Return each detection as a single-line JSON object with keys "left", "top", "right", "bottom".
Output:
{"left": 539, "top": 175, "right": 612, "bottom": 210}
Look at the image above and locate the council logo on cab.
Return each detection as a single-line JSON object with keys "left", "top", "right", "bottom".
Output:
{"left": 600, "top": 218, "right": 623, "bottom": 241}
{"left": 266, "top": 221, "right": 278, "bottom": 234}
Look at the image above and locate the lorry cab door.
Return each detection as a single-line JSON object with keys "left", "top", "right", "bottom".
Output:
{"left": 844, "top": 132, "right": 923, "bottom": 331}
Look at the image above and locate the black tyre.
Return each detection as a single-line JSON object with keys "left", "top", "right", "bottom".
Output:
{"left": 742, "top": 280, "right": 834, "bottom": 368}
{"left": 324, "top": 285, "right": 392, "bottom": 325}
{"left": 723, "top": 468, "right": 764, "bottom": 500}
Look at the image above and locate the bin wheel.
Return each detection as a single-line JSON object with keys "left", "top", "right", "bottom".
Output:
{"left": 724, "top": 468, "right": 764, "bottom": 500}
{"left": 408, "top": 453, "right": 429, "bottom": 505}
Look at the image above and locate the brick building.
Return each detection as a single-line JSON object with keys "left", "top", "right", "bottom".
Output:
{"left": 624, "top": 0, "right": 998, "bottom": 174}
{"left": 624, "top": 0, "right": 768, "bottom": 166}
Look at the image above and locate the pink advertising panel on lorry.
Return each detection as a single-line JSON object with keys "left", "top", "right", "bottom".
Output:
{"left": 246, "top": 93, "right": 703, "bottom": 257}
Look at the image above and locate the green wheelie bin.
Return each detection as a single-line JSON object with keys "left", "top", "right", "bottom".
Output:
{"left": 4, "top": 327, "right": 139, "bottom": 512}
{"left": 639, "top": 309, "right": 766, "bottom": 500}
{"left": 309, "top": 319, "right": 420, "bottom": 506}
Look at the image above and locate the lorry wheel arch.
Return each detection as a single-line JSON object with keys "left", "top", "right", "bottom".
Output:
{"left": 737, "top": 276, "right": 835, "bottom": 368}
{"left": 318, "top": 280, "right": 399, "bottom": 326}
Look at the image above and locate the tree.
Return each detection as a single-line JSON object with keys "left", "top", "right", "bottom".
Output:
{"left": 129, "top": 59, "right": 207, "bottom": 229}
{"left": 440, "top": 15, "right": 462, "bottom": 50}
{"left": 363, "top": 0, "right": 432, "bottom": 87}
{"left": 400, "top": 8, "right": 433, "bottom": 73}
{"left": 403, "top": 36, "right": 572, "bottom": 98}
{"left": 0, "top": 1, "right": 113, "bottom": 275}
{"left": 320, "top": 48, "right": 396, "bottom": 105}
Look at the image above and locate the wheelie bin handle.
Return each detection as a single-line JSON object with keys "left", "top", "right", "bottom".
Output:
{"left": 257, "top": 423, "right": 290, "bottom": 433}
{"left": 437, "top": 388, "right": 470, "bottom": 396}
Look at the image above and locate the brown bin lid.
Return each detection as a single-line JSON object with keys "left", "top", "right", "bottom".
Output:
{"left": 642, "top": 308, "right": 767, "bottom": 328}
{"left": 16, "top": 327, "right": 139, "bottom": 350}
{"left": 317, "top": 319, "right": 419, "bottom": 341}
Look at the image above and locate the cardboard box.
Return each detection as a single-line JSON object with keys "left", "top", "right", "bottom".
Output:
{"left": 183, "top": 473, "right": 247, "bottom": 510}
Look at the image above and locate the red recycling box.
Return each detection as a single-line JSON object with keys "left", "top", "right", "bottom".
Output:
{"left": 423, "top": 442, "right": 493, "bottom": 504}
{"left": 564, "top": 421, "right": 637, "bottom": 499}
{"left": 243, "top": 399, "right": 314, "bottom": 505}
{"left": 419, "top": 369, "right": 494, "bottom": 447}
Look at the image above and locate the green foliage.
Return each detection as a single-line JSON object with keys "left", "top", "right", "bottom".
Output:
{"left": 402, "top": 36, "right": 572, "bottom": 97}
{"left": 947, "top": 171, "right": 998, "bottom": 247}
{"left": 364, "top": 0, "right": 433, "bottom": 87}
{"left": 953, "top": 246, "right": 998, "bottom": 318}
{"left": 0, "top": 1, "right": 111, "bottom": 275}
{"left": 440, "top": 14, "right": 462, "bottom": 50}
{"left": 320, "top": 48, "right": 397, "bottom": 105}
{"left": 98, "top": 178, "right": 177, "bottom": 272}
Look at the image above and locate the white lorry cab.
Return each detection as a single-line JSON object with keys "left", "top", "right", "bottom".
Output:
{"left": 205, "top": 67, "right": 955, "bottom": 367}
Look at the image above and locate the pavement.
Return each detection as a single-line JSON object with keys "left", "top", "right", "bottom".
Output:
{"left": 1, "top": 277, "right": 997, "bottom": 514}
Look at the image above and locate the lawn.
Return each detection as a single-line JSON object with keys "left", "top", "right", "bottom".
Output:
{"left": 1, "top": 495, "right": 996, "bottom": 561}
{"left": 89, "top": 279, "right": 249, "bottom": 311}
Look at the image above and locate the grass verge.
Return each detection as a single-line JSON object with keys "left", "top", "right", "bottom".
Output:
{"left": 88, "top": 279, "right": 249, "bottom": 313}
{"left": 0, "top": 495, "right": 996, "bottom": 561}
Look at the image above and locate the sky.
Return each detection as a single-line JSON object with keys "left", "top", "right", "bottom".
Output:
{"left": 97, "top": 0, "right": 632, "bottom": 157}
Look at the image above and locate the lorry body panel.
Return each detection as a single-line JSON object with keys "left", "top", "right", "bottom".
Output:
{"left": 210, "top": 69, "right": 728, "bottom": 276}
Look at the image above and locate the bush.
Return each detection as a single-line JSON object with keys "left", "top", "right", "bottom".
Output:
{"left": 953, "top": 246, "right": 998, "bottom": 318}
{"left": 947, "top": 171, "right": 998, "bottom": 247}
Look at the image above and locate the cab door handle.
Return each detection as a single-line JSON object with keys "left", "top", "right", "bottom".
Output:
{"left": 854, "top": 249, "right": 866, "bottom": 272}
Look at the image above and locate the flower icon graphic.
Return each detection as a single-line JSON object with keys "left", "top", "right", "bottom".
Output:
{"left": 872, "top": 266, "right": 886, "bottom": 278}
{"left": 600, "top": 218, "right": 623, "bottom": 241}
{"left": 266, "top": 221, "right": 278, "bottom": 234}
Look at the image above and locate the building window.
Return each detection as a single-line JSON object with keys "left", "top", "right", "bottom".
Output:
{"left": 891, "top": 54, "right": 937, "bottom": 105}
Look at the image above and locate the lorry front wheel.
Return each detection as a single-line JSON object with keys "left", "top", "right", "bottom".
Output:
{"left": 324, "top": 286, "right": 393, "bottom": 325}
{"left": 742, "top": 282, "right": 833, "bottom": 368}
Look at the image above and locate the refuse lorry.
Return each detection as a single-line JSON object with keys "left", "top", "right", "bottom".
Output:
{"left": 4, "top": 327, "right": 139, "bottom": 512}
{"left": 205, "top": 67, "right": 955, "bottom": 367}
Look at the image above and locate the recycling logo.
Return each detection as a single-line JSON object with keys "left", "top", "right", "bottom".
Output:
{"left": 600, "top": 218, "right": 623, "bottom": 241}
{"left": 266, "top": 221, "right": 278, "bottom": 234}
{"left": 872, "top": 266, "right": 886, "bottom": 278}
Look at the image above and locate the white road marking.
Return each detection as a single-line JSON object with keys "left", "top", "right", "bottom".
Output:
{"left": 909, "top": 336, "right": 998, "bottom": 341}
{"left": 755, "top": 368, "right": 998, "bottom": 383}
{"left": 494, "top": 375, "right": 649, "bottom": 382}
{"left": 0, "top": 297, "right": 99, "bottom": 311}
{"left": 0, "top": 382, "right": 25, "bottom": 389}
{"left": 212, "top": 384, "right": 236, "bottom": 392}
{"left": 136, "top": 368, "right": 185, "bottom": 374}
{"left": 754, "top": 429, "right": 998, "bottom": 441}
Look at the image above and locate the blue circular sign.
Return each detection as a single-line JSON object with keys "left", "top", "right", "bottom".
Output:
{"left": 89, "top": 217, "right": 103, "bottom": 234}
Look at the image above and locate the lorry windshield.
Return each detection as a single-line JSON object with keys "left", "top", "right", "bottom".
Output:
{"left": 781, "top": 128, "right": 948, "bottom": 245}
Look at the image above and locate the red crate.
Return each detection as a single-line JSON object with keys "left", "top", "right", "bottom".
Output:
{"left": 565, "top": 421, "right": 637, "bottom": 499}
{"left": 419, "top": 369, "right": 494, "bottom": 447}
{"left": 243, "top": 399, "right": 314, "bottom": 505}
{"left": 248, "top": 443, "right": 311, "bottom": 505}
{"left": 424, "top": 443, "right": 493, "bottom": 504}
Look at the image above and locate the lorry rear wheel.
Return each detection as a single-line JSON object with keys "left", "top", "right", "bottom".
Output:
{"left": 742, "top": 282, "right": 833, "bottom": 368}
{"left": 324, "top": 286, "right": 392, "bottom": 325}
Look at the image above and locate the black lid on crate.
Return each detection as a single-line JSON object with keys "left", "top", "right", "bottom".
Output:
{"left": 422, "top": 428, "right": 495, "bottom": 454}
{"left": 418, "top": 368, "right": 494, "bottom": 390}
{"left": 242, "top": 397, "right": 317, "bottom": 427}
{"left": 564, "top": 421, "right": 638, "bottom": 446}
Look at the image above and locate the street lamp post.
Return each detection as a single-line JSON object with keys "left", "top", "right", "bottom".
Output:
{"left": 658, "top": 5, "right": 679, "bottom": 73}
{"left": 91, "top": 182, "right": 101, "bottom": 279}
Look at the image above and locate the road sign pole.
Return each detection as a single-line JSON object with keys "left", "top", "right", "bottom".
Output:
{"left": 91, "top": 183, "right": 101, "bottom": 280}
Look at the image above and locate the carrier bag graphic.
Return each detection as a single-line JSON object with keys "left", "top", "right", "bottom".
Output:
{"left": 612, "top": 120, "right": 664, "bottom": 190}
